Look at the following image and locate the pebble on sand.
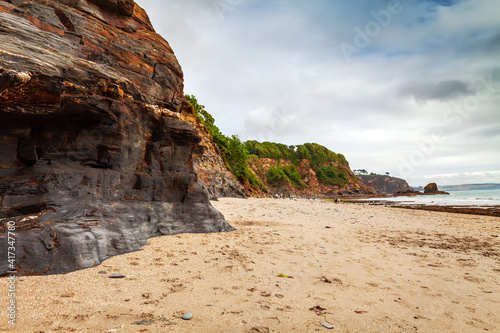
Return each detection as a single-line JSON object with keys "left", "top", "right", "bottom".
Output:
{"left": 107, "top": 324, "right": 124, "bottom": 332}
{"left": 182, "top": 313, "right": 194, "bottom": 320}
{"left": 320, "top": 321, "right": 334, "bottom": 329}
{"left": 108, "top": 273, "right": 126, "bottom": 279}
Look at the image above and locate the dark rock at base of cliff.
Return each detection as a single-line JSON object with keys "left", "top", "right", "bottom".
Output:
{"left": 0, "top": 0, "right": 233, "bottom": 276}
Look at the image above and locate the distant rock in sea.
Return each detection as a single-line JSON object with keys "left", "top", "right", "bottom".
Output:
{"left": 424, "top": 183, "right": 449, "bottom": 195}
{"left": 394, "top": 182, "right": 449, "bottom": 196}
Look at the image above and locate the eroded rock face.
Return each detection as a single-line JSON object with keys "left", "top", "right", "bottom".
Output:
{"left": 0, "top": 0, "right": 233, "bottom": 276}
{"left": 190, "top": 122, "right": 247, "bottom": 199}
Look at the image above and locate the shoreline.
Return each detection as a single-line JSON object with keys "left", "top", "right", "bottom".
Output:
{"left": 393, "top": 204, "right": 500, "bottom": 218}
{"left": 341, "top": 197, "right": 500, "bottom": 218}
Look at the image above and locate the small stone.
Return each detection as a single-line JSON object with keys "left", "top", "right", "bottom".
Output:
{"left": 132, "top": 319, "right": 155, "bottom": 325}
{"left": 109, "top": 273, "right": 126, "bottom": 279}
{"left": 182, "top": 313, "right": 193, "bottom": 320}
{"left": 320, "top": 321, "right": 334, "bottom": 329}
{"left": 98, "top": 270, "right": 107, "bottom": 274}
{"left": 107, "top": 324, "right": 124, "bottom": 332}
{"left": 321, "top": 276, "right": 332, "bottom": 284}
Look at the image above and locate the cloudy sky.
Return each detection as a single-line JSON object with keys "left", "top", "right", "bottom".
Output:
{"left": 135, "top": 0, "right": 499, "bottom": 186}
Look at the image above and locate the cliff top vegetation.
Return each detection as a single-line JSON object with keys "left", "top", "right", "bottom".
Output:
{"left": 186, "top": 94, "right": 355, "bottom": 190}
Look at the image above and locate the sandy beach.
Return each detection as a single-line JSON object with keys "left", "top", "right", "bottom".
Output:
{"left": 1, "top": 198, "right": 499, "bottom": 332}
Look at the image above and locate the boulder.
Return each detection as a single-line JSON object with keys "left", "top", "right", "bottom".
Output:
{"left": 0, "top": 0, "right": 233, "bottom": 276}
{"left": 423, "top": 183, "right": 449, "bottom": 195}
{"left": 424, "top": 183, "right": 439, "bottom": 193}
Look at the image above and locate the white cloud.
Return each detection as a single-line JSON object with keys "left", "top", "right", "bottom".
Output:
{"left": 135, "top": 0, "right": 500, "bottom": 186}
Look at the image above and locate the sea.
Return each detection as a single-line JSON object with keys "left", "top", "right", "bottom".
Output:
{"left": 361, "top": 189, "right": 500, "bottom": 207}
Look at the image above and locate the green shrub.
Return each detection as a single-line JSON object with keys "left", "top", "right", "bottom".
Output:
{"left": 248, "top": 172, "right": 267, "bottom": 192}
{"left": 265, "top": 165, "right": 305, "bottom": 188}
{"left": 316, "top": 166, "right": 349, "bottom": 186}
{"left": 281, "top": 164, "right": 305, "bottom": 188}
{"left": 266, "top": 167, "right": 288, "bottom": 183}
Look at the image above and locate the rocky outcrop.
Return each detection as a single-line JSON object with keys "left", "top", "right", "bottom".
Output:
{"left": 424, "top": 183, "right": 438, "bottom": 193}
{"left": 0, "top": 0, "right": 233, "bottom": 276}
{"left": 424, "top": 183, "right": 449, "bottom": 195}
{"left": 357, "top": 175, "right": 413, "bottom": 194}
{"left": 393, "top": 182, "right": 449, "bottom": 196}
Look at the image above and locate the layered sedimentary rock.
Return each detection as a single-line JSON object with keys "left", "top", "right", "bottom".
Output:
{"left": 0, "top": 0, "right": 233, "bottom": 276}
{"left": 188, "top": 120, "right": 247, "bottom": 199}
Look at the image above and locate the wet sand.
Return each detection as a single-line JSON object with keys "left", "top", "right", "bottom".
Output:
{"left": 1, "top": 198, "right": 499, "bottom": 332}
{"left": 344, "top": 198, "right": 500, "bottom": 218}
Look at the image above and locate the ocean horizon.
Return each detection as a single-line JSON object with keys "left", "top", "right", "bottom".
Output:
{"left": 362, "top": 188, "right": 500, "bottom": 207}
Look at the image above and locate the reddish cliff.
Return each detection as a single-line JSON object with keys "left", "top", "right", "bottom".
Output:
{"left": 247, "top": 157, "right": 372, "bottom": 197}
{"left": 0, "top": 0, "right": 232, "bottom": 275}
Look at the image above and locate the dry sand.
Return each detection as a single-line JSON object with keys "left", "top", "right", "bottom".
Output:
{"left": 1, "top": 198, "right": 499, "bottom": 332}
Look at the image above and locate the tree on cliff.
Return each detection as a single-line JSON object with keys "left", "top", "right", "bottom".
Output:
{"left": 185, "top": 94, "right": 228, "bottom": 153}
{"left": 186, "top": 94, "right": 266, "bottom": 192}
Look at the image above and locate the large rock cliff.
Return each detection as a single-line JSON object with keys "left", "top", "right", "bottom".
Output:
{"left": 356, "top": 174, "right": 413, "bottom": 194}
{"left": 0, "top": 0, "right": 233, "bottom": 276}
